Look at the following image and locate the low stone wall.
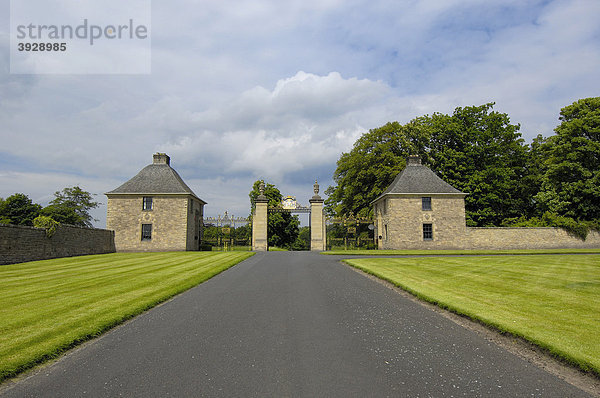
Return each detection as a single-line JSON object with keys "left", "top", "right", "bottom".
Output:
{"left": 0, "top": 224, "right": 115, "bottom": 265}
{"left": 465, "top": 227, "right": 600, "bottom": 250}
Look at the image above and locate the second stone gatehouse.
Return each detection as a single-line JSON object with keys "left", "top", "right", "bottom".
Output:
{"left": 372, "top": 155, "right": 467, "bottom": 249}
{"left": 105, "top": 153, "right": 206, "bottom": 252}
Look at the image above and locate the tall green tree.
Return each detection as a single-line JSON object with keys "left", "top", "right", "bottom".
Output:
{"left": 325, "top": 103, "right": 533, "bottom": 226}
{"left": 325, "top": 121, "right": 430, "bottom": 217}
{"left": 424, "top": 103, "right": 530, "bottom": 226}
{"left": 0, "top": 193, "right": 42, "bottom": 226}
{"left": 49, "top": 186, "right": 99, "bottom": 227}
{"left": 249, "top": 180, "right": 299, "bottom": 249}
{"left": 40, "top": 204, "right": 81, "bottom": 225}
{"left": 534, "top": 97, "right": 600, "bottom": 221}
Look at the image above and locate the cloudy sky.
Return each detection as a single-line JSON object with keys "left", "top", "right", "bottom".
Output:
{"left": 1, "top": 0, "right": 599, "bottom": 227}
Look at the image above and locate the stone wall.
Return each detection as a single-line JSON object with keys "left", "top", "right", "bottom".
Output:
{"left": 106, "top": 195, "right": 191, "bottom": 252}
{"left": 465, "top": 227, "right": 600, "bottom": 250}
{"left": 0, "top": 224, "right": 115, "bottom": 265}
{"left": 185, "top": 198, "right": 204, "bottom": 251}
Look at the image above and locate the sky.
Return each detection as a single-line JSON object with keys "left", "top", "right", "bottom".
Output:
{"left": 1, "top": 0, "right": 599, "bottom": 228}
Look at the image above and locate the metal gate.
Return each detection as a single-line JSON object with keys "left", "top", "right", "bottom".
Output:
{"left": 326, "top": 214, "right": 375, "bottom": 250}
{"left": 203, "top": 211, "right": 251, "bottom": 251}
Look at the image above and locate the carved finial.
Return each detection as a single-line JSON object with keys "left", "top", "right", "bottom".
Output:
{"left": 259, "top": 180, "right": 265, "bottom": 195}
{"left": 313, "top": 179, "right": 319, "bottom": 195}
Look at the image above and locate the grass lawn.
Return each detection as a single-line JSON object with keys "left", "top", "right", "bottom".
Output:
{"left": 325, "top": 248, "right": 600, "bottom": 255}
{"left": 344, "top": 254, "right": 600, "bottom": 375}
{"left": 0, "top": 251, "right": 253, "bottom": 382}
{"left": 268, "top": 247, "right": 288, "bottom": 251}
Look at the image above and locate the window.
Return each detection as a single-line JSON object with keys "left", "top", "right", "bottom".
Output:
{"left": 422, "top": 197, "right": 432, "bottom": 211}
{"left": 143, "top": 197, "right": 153, "bottom": 211}
{"left": 141, "top": 224, "right": 152, "bottom": 240}
{"left": 423, "top": 223, "right": 433, "bottom": 240}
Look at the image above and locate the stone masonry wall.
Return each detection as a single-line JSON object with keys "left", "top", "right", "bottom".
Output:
{"left": 465, "top": 227, "right": 600, "bottom": 250}
{"left": 185, "top": 198, "right": 204, "bottom": 251}
{"left": 0, "top": 224, "right": 115, "bottom": 265}
{"left": 107, "top": 195, "right": 189, "bottom": 251}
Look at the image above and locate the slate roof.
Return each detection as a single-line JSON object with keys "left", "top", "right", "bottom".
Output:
{"left": 372, "top": 156, "right": 464, "bottom": 203}
{"left": 106, "top": 162, "right": 205, "bottom": 203}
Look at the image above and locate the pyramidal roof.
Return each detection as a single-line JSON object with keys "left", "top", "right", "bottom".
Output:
{"left": 106, "top": 153, "right": 206, "bottom": 203}
{"left": 373, "top": 156, "right": 464, "bottom": 203}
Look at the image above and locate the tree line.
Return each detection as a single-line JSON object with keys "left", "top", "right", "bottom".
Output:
{"left": 325, "top": 97, "right": 600, "bottom": 238}
{"left": 0, "top": 186, "right": 99, "bottom": 228}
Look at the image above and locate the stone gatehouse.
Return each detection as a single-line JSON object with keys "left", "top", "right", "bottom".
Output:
{"left": 373, "top": 155, "right": 600, "bottom": 250}
{"left": 105, "top": 153, "right": 206, "bottom": 252}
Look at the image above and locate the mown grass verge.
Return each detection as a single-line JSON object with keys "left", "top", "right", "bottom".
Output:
{"left": 325, "top": 248, "right": 600, "bottom": 256}
{"left": 344, "top": 255, "right": 600, "bottom": 376}
{"left": 0, "top": 251, "right": 253, "bottom": 383}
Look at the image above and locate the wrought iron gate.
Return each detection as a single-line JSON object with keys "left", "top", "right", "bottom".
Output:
{"left": 326, "top": 213, "right": 375, "bottom": 250}
{"left": 203, "top": 211, "right": 251, "bottom": 251}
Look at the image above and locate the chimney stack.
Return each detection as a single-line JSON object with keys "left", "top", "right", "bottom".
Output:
{"left": 407, "top": 155, "right": 421, "bottom": 166}
{"left": 153, "top": 153, "right": 170, "bottom": 166}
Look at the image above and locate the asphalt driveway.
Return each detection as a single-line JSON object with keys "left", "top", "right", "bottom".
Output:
{"left": 0, "top": 252, "right": 592, "bottom": 397}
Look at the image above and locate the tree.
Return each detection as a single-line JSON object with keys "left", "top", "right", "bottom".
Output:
{"left": 325, "top": 121, "right": 429, "bottom": 217}
{"left": 0, "top": 193, "right": 42, "bottom": 226}
{"left": 325, "top": 103, "right": 533, "bottom": 226}
{"left": 40, "top": 204, "right": 81, "bottom": 225}
{"left": 424, "top": 103, "right": 531, "bottom": 226}
{"left": 534, "top": 97, "right": 600, "bottom": 221}
{"left": 291, "top": 226, "right": 310, "bottom": 251}
{"left": 249, "top": 180, "right": 300, "bottom": 249}
{"left": 49, "top": 186, "right": 99, "bottom": 227}
{"left": 232, "top": 224, "right": 252, "bottom": 243}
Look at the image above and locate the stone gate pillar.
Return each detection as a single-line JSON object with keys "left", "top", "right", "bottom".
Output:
{"left": 252, "top": 181, "right": 268, "bottom": 251}
{"left": 309, "top": 180, "right": 326, "bottom": 251}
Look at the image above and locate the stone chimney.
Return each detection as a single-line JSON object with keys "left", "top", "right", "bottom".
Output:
{"left": 153, "top": 153, "right": 170, "bottom": 166}
{"left": 407, "top": 155, "right": 421, "bottom": 166}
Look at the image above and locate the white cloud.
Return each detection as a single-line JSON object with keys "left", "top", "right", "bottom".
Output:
{"left": 159, "top": 71, "right": 398, "bottom": 179}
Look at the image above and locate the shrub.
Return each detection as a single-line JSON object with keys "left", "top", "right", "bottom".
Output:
{"left": 33, "top": 216, "right": 60, "bottom": 238}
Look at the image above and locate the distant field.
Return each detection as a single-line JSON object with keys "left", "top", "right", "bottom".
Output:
{"left": 0, "top": 251, "right": 253, "bottom": 382}
{"left": 344, "top": 254, "right": 600, "bottom": 375}
{"left": 324, "top": 248, "right": 600, "bottom": 255}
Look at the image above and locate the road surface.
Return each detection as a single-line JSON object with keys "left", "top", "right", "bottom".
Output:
{"left": 0, "top": 252, "right": 592, "bottom": 397}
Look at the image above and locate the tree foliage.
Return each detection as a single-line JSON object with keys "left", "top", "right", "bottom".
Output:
{"left": 40, "top": 204, "right": 81, "bottom": 225}
{"left": 249, "top": 180, "right": 299, "bottom": 249}
{"left": 423, "top": 104, "right": 531, "bottom": 226}
{"left": 534, "top": 97, "right": 600, "bottom": 221}
{"left": 33, "top": 215, "right": 60, "bottom": 237}
{"left": 49, "top": 186, "right": 99, "bottom": 227}
{"left": 0, "top": 186, "right": 99, "bottom": 227}
{"left": 290, "top": 226, "right": 310, "bottom": 251}
{"left": 0, "top": 193, "right": 42, "bottom": 226}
